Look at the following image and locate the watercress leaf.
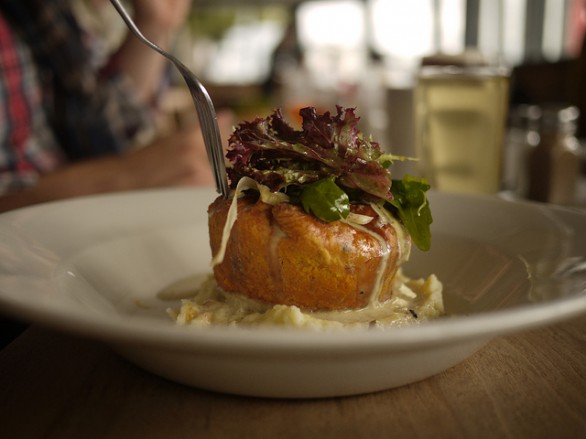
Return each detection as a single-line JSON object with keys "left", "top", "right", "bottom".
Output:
{"left": 388, "top": 176, "right": 433, "bottom": 251}
{"left": 300, "top": 177, "right": 350, "bottom": 222}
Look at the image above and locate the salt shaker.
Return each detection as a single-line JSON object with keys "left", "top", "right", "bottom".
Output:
{"left": 527, "top": 105, "right": 581, "bottom": 205}
{"left": 504, "top": 105, "right": 541, "bottom": 197}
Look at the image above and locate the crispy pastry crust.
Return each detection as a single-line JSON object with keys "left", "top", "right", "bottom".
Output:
{"left": 208, "top": 195, "right": 403, "bottom": 311}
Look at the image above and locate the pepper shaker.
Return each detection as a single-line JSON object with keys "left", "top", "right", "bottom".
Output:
{"left": 527, "top": 105, "right": 581, "bottom": 205}
{"left": 504, "top": 105, "right": 541, "bottom": 197}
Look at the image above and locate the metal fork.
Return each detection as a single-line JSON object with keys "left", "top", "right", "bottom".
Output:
{"left": 109, "top": 0, "right": 229, "bottom": 198}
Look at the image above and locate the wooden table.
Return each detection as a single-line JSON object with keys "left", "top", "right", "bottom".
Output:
{"left": 1, "top": 315, "right": 585, "bottom": 439}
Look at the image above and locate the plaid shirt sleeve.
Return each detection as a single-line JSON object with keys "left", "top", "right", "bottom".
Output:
{"left": 95, "top": 55, "right": 157, "bottom": 150}
{"left": 0, "top": 6, "right": 155, "bottom": 195}
{"left": 0, "top": 14, "right": 64, "bottom": 193}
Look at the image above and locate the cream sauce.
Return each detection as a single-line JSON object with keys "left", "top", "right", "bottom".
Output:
{"left": 370, "top": 202, "right": 412, "bottom": 265}
{"left": 167, "top": 270, "right": 444, "bottom": 329}
{"left": 341, "top": 220, "right": 391, "bottom": 307}
{"left": 158, "top": 274, "right": 209, "bottom": 300}
{"left": 212, "top": 177, "right": 289, "bottom": 267}
{"left": 268, "top": 222, "right": 287, "bottom": 282}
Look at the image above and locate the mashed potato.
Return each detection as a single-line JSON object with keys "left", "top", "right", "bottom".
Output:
{"left": 166, "top": 270, "right": 443, "bottom": 330}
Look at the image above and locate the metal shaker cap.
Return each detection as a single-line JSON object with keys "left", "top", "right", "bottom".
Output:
{"left": 539, "top": 104, "right": 579, "bottom": 134}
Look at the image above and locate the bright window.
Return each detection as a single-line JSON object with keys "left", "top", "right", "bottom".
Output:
{"left": 297, "top": 0, "right": 365, "bottom": 49}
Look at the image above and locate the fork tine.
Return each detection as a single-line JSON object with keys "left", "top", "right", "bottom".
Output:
{"left": 109, "top": 0, "right": 229, "bottom": 198}
{"left": 182, "top": 70, "right": 229, "bottom": 195}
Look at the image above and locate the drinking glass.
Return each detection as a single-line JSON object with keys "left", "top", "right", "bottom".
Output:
{"left": 414, "top": 65, "right": 510, "bottom": 194}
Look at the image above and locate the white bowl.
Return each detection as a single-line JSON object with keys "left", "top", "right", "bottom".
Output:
{"left": 0, "top": 188, "right": 585, "bottom": 398}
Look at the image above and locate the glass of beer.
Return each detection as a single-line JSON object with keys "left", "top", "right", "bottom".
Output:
{"left": 414, "top": 65, "right": 510, "bottom": 194}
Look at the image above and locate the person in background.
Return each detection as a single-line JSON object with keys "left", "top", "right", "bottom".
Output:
{"left": 0, "top": 0, "right": 232, "bottom": 213}
{"left": 0, "top": 0, "right": 233, "bottom": 347}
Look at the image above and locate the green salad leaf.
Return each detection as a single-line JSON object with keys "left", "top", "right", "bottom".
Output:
{"left": 300, "top": 177, "right": 350, "bottom": 222}
{"left": 225, "top": 106, "right": 434, "bottom": 251}
{"left": 387, "top": 176, "right": 433, "bottom": 251}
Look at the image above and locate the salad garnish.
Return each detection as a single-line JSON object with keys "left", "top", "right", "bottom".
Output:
{"left": 226, "top": 106, "right": 432, "bottom": 251}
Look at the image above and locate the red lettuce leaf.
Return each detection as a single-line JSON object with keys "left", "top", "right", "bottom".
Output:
{"left": 226, "top": 106, "right": 392, "bottom": 201}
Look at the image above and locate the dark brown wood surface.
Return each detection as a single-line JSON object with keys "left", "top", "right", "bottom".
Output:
{"left": 1, "top": 315, "right": 585, "bottom": 439}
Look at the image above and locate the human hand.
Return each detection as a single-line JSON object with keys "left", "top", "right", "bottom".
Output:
{"left": 114, "top": 0, "right": 194, "bottom": 103}
{"left": 122, "top": 110, "right": 234, "bottom": 188}
{"left": 131, "top": 0, "right": 193, "bottom": 33}
{"left": 0, "top": 110, "right": 234, "bottom": 212}
{"left": 125, "top": 125, "right": 215, "bottom": 188}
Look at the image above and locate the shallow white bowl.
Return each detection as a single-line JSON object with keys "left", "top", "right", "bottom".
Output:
{"left": 0, "top": 188, "right": 585, "bottom": 398}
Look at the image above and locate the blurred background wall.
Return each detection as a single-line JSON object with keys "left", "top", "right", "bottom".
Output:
{"left": 77, "top": 0, "right": 586, "bottom": 180}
